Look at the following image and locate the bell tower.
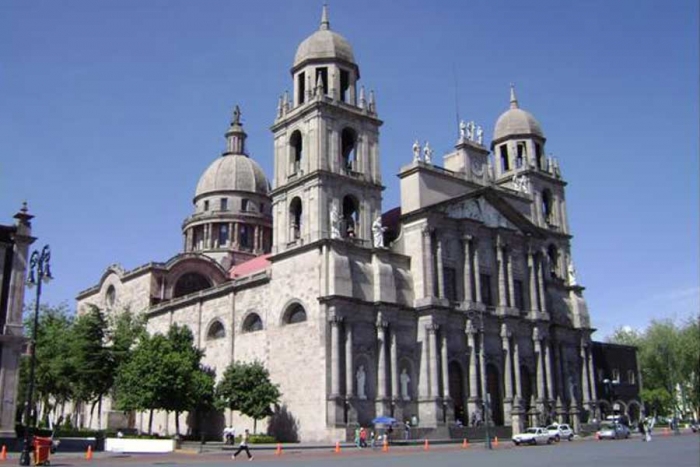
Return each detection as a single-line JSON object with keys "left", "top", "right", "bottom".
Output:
{"left": 270, "top": 6, "right": 383, "bottom": 253}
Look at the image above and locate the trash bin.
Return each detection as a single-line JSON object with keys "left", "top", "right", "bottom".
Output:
{"left": 32, "top": 436, "right": 52, "bottom": 466}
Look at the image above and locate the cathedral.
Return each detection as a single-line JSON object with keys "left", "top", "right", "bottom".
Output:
{"left": 77, "top": 7, "right": 602, "bottom": 442}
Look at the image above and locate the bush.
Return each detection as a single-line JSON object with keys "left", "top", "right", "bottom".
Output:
{"left": 249, "top": 434, "right": 276, "bottom": 444}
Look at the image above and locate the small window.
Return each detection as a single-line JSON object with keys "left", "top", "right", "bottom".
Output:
{"left": 315, "top": 67, "right": 328, "bottom": 95}
{"left": 240, "top": 224, "right": 250, "bottom": 249}
{"left": 516, "top": 143, "right": 526, "bottom": 168}
{"left": 243, "top": 313, "right": 263, "bottom": 333}
{"left": 514, "top": 279, "right": 524, "bottom": 310}
{"left": 500, "top": 145, "right": 510, "bottom": 172}
{"left": 612, "top": 368, "right": 620, "bottom": 383}
{"left": 220, "top": 198, "right": 228, "bottom": 211}
{"left": 203, "top": 200, "right": 210, "bottom": 211}
{"left": 285, "top": 304, "right": 307, "bottom": 324}
{"left": 298, "top": 71, "right": 306, "bottom": 105}
{"left": 207, "top": 321, "right": 226, "bottom": 340}
{"left": 535, "top": 143, "right": 543, "bottom": 169}
{"left": 444, "top": 267, "right": 457, "bottom": 301}
{"left": 241, "top": 199, "right": 249, "bottom": 211}
{"left": 340, "top": 69, "right": 350, "bottom": 102}
{"left": 218, "top": 224, "right": 229, "bottom": 246}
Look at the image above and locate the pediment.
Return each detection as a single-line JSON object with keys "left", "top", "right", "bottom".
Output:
{"left": 443, "top": 196, "right": 519, "bottom": 230}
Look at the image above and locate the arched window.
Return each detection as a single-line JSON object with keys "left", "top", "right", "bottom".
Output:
{"left": 283, "top": 304, "right": 307, "bottom": 324}
{"left": 499, "top": 144, "right": 510, "bottom": 172}
{"left": 516, "top": 143, "right": 526, "bottom": 168}
{"left": 342, "top": 195, "right": 359, "bottom": 239}
{"left": 173, "top": 272, "right": 211, "bottom": 298}
{"left": 290, "top": 130, "right": 303, "bottom": 173}
{"left": 542, "top": 189, "right": 553, "bottom": 223}
{"left": 207, "top": 320, "right": 226, "bottom": 340}
{"left": 547, "top": 244, "right": 559, "bottom": 278}
{"left": 240, "top": 224, "right": 251, "bottom": 249}
{"left": 105, "top": 285, "right": 116, "bottom": 308}
{"left": 242, "top": 313, "right": 263, "bottom": 333}
{"left": 289, "top": 197, "right": 302, "bottom": 240}
{"left": 535, "top": 143, "right": 543, "bottom": 170}
{"left": 341, "top": 128, "right": 357, "bottom": 171}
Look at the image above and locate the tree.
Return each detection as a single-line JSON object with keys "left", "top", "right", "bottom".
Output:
{"left": 70, "top": 305, "right": 114, "bottom": 428}
{"left": 217, "top": 361, "right": 281, "bottom": 433}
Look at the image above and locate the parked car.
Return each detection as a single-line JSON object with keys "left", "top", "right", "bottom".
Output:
{"left": 596, "top": 422, "right": 630, "bottom": 440}
{"left": 547, "top": 423, "right": 574, "bottom": 442}
{"left": 513, "top": 427, "right": 552, "bottom": 446}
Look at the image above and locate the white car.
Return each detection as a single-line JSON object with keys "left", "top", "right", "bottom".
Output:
{"left": 547, "top": 423, "right": 574, "bottom": 442}
{"left": 512, "top": 427, "right": 552, "bottom": 446}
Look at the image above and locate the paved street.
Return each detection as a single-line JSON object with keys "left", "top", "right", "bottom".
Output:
{"left": 15, "top": 433, "right": 700, "bottom": 467}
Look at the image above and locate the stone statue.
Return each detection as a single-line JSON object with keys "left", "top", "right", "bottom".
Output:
{"left": 459, "top": 120, "right": 467, "bottom": 140}
{"left": 476, "top": 125, "right": 484, "bottom": 145}
{"left": 356, "top": 365, "right": 367, "bottom": 400}
{"left": 567, "top": 261, "right": 578, "bottom": 286}
{"left": 466, "top": 120, "right": 475, "bottom": 140}
{"left": 400, "top": 368, "right": 411, "bottom": 400}
{"left": 412, "top": 140, "right": 421, "bottom": 162}
{"left": 423, "top": 142, "right": 433, "bottom": 164}
{"left": 372, "top": 216, "right": 387, "bottom": 248}
{"left": 512, "top": 174, "right": 530, "bottom": 194}
{"left": 330, "top": 204, "right": 341, "bottom": 239}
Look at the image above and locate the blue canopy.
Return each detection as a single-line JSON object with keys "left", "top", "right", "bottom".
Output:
{"left": 372, "top": 415, "right": 397, "bottom": 425}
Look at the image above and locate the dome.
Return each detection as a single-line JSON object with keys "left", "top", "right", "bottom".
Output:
{"left": 293, "top": 6, "right": 356, "bottom": 69}
{"left": 195, "top": 154, "right": 269, "bottom": 198}
{"left": 493, "top": 86, "right": 544, "bottom": 142}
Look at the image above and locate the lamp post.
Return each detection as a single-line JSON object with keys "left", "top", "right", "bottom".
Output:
{"left": 19, "top": 245, "right": 52, "bottom": 466}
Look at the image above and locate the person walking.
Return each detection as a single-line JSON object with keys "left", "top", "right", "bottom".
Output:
{"left": 359, "top": 427, "right": 368, "bottom": 448}
{"left": 231, "top": 428, "right": 253, "bottom": 461}
{"left": 404, "top": 420, "right": 411, "bottom": 440}
{"left": 638, "top": 419, "right": 646, "bottom": 441}
{"left": 354, "top": 427, "right": 361, "bottom": 448}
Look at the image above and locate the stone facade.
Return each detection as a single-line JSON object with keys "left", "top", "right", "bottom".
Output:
{"left": 0, "top": 204, "right": 35, "bottom": 436}
{"left": 76, "top": 7, "right": 604, "bottom": 441}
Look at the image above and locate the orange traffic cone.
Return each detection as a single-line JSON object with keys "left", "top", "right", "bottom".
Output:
{"left": 334, "top": 441, "right": 341, "bottom": 453}
{"left": 664, "top": 427, "right": 670, "bottom": 436}
{"left": 424, "top": 439, "right": 430, "bottom": 451}
{"left": 275, "top": 443, "right": 282, "bottom": 456}
{"left": 0, "top": 445, "right": 6, "bottom": 460}
{"left": 462, "top": 438, "right": 469, "bottom": 449}
{"left": 86, "top": 445, "right": 93, "bottom": 460}
{"left": 382, "top": 438, "right": 389, "bottom": 452}
{"left": 494, "top": 436, "right": 499, "bottom": 448}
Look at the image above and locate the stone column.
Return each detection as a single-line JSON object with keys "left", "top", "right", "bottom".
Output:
{"left": 233, "top": 222, "right": 239, "bottom": 248}
{"left": 345, "top": 323, "right": 354, "bottom": 397}
{"left": 422, "top": 228, "right": 435, "bottom": 297}
{"left": 466, "top": 321, "right": 479, "bottom": 406}
{"left": 436, "top": 238, "right": 445, "bottom": 299}
{"left": 507, "top": 248, "right": 515, "bottom": 308}
{"left": 545, "top": 340, "right": 555, "bottom": 400}
{"left": 441, "top": 331, "right": 449, "bottom": 398}
{"left": 513, "top": 340, "right": 522, "bottom": 397}
{"left": 228, "top": 222, "right": 234, "bottom": 248}
{"left": 528, "top": 249, "right": 539, "bottom": 312}
{"left": 462, "top": 236, "right": 473, "bottom": 303}
{"left": 419, "top": 326, "right": 430, "bottom": 398}
{"left": 580, "top": 342, "right": 591, "bottom": 407}
{"left": 501, "top": 325, "right": 513, "bottom": 398}
{"left": 429, "top": 325, "right": 440, "bottom": 397}
{"left": 554, "top": 342, "right": 564, "bottom": 403}
{"left": 253, "top": 225, "right": 259, "bottom": 251}
{"left": 496, "top": 241, "right": 507, "bottom": 307}
{"left": 533, "top": 328, "right": 545, "bottom": 401}
{"left": 390, "top": 327, "right": 399, "bottom": 401}
{"left": 537, "top": 254, "right": 548, "bottom": 313}
{"left": 474, "top": 244, "right": 482, "bottom": 303}
{"left": 478, "top": 332, "right": 486, "bottom": 400}
{"left": 330, "top": 314, "right": 342, "bottom": 396}
{"left": 376, "top": 319, "right": 388, "bottom": 399}
{"left": 586, "top": 345, "right": 598, "bottom": 402}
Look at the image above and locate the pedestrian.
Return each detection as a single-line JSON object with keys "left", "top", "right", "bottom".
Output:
{"left": 638, "top": 419, "right": 646, "bottom": 441}
{"left": 354, "top": 427, "right": 361, "bottom": 448}
{"left": 359, "top": 427, "right": 368, "bottom": 448}
{"left": 404, "top": 420, "right": 411, "bottom": 440}
{"left": 370, "top": 430, "right": 376, "bottom": 449}
{"left": 645, "top": 418, "right": 652, "bottom": 442}
{"left": 231, "top": 428, "right": 253, "bottom": 461}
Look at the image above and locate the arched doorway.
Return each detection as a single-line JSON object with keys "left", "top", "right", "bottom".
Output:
{"left": 448, "top": 361, "right": 465, "bottom": 425}
{"left": 486, "top": 363, "right": 503, "bottom": 426}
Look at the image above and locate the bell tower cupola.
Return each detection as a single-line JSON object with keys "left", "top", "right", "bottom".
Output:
{"left": 270, "top": 5, "right": 384, "bottom": 253}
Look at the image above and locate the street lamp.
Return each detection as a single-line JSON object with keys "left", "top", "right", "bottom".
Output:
{"left": 19, "top": 245, "right": 52, "bottom": 466}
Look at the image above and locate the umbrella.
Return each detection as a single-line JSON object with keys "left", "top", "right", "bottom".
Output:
{"left": 372, "top": 415, "right": 397, "bottom": 425}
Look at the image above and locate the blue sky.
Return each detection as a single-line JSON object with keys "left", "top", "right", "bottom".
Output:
{"left": 1, "top": 0, "right": 698, "bottom": 339}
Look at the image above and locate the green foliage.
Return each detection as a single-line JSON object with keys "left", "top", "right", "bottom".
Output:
{"left": 216, "top": 361, "right": 281, "bottom": 433}
{"left": 609, "top": 316, "right": 700, "bottom": 418}
{"left": 70, "top": 305, "right": 114, "bottom": 406}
